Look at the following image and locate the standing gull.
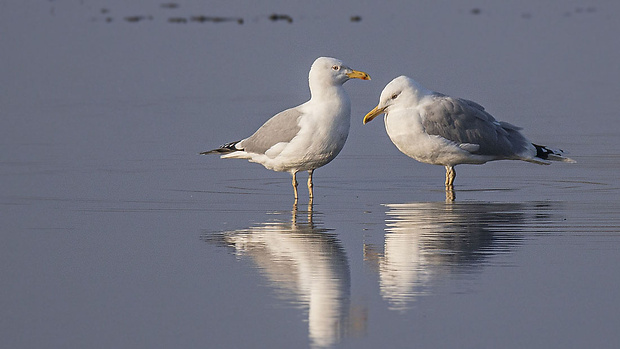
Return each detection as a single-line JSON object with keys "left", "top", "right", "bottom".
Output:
{"left": 363, "top": 76, "right": 574, "bottom": 192}
{"left": 202, "top": 57, "right": 370, "bottom": 200}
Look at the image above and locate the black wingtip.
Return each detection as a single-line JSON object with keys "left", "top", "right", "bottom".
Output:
{"left": 533, "top": 143, "right": 551, "bottom": 160}
{"left": 533, "top": 143, "right": 575, "bottom": 163}
{"left": 200, "top": 140, "right": 243, "bottom": 155}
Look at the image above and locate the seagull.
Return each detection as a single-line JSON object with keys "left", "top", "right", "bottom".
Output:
{"left": 202, "top": 57, "right": 370, "bottom": 200}
{"left": 363, "top": 76, "right": 574, "bottom": 191}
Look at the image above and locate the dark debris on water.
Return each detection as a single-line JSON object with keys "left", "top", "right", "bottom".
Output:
{"left": 268, "top": 13, "right": 293, "bottom": 23}
{"left": 87, "top": 3, "right": 362, "bottom": 26}
{"left": 191, "top": 16, "right": 244, "bottom": 24}
{"left": 167, "top": 16, "right": 244, "bottom": 24}
{"left": 124, "top": 15, "right": 153, "bottom": 23}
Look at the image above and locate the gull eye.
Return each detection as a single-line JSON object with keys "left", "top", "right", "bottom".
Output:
{"left": 391, "top": 93, "right": 399, "bottom": 100}
{"left": 331, "top": 65, "right": 340, "bottom": 71}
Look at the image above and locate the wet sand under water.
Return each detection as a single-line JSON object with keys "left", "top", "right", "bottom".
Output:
{"left": 2, "top": 1, "right": 620, "bottom": 348}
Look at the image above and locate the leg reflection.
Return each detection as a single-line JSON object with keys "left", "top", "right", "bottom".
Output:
{"left": 445, "top": 188, "right": 455, "bottom": 202}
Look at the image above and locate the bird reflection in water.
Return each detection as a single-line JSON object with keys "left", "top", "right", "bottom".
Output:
{"left": 365, "top": 201, "right": 548, "bottom": 311}
{"left": 204, "top": 202, "right": 364, "bottom": 348}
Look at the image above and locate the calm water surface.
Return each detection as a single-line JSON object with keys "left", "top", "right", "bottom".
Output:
{"left": 2, "top": 1, "right": 620, "bottom": 348}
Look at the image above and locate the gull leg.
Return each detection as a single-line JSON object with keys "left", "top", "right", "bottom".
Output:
{"left": 292, "top": 171, "right": 299, "bottom": 201}
{"left": 307, "top": 169, "right": 314, "bottom": 199}
{"left": 445, "top": 166, "right": 456, "bottom": 189}
{"left": 450, "top": 166, "right": 456, "bottom": 187}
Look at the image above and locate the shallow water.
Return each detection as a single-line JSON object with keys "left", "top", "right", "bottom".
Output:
{"left": 2, "top": 1, "right": 620, "bottom": 348}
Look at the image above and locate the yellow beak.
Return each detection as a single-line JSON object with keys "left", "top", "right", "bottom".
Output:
{"left": 363, "top": 105, "right": 386, "bottom": 124}
{"left": 347, "top": 70, "right": 371, "bottom": 80}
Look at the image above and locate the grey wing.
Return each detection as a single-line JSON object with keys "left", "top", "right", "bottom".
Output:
{"left": 422, "top": 95, "right": 530, "bottom": 157}
{"left": 240, "top": 107, "right": 303, "bottom": 154}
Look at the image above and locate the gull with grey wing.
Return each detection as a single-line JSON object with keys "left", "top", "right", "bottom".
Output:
{"left": 363, "top": 76, "right": 574, "bottom": 193}
{"left": 203, "top": 57, "right": 370, "bottom": 200}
